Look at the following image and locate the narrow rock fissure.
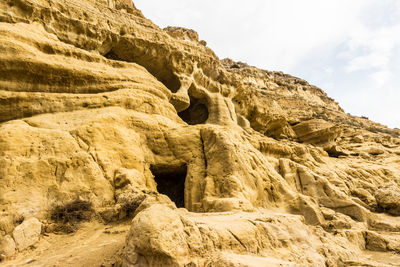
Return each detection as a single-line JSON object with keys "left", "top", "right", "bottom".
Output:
{"left": 200, "top": 132, "right": 208, "bottom": 171}
{"left": 150, "top": 164, "right": 187, "bottom": 208}
{"left": 296, "top": 169, "right": 304, "bottom": 194}
{"left": 228, "top": 229, "right": 247, "bottom": 250}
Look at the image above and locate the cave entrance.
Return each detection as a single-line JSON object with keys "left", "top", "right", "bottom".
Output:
{"left": 150, "top": 164, "right": 187, "bottom": 208}
{"left": 178, "top": 96, "right": 209, "bottom": 125}
{"left": 158, "top": 72, "right": 181, "bottom": 93}
{"left": 103, "top": 47, "right": 181, "bottom": 93}
{"left": 104, "top": 49, "right": 123, "bottom": 61}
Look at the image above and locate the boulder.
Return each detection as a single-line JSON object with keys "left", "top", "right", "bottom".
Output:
{"left": 353, "top": 135, "right": 364, "bottom": 143}
{"left": 123, "top": 204, "right": 189, "bottom": 266}
{"left": 0, "top": 235, "right": 15, "bottom": 258}
{"left": 12, "top": 218, "right": 42, "bottom": 251}
{"left": 375, "top": 183, "right": 400, "bottom": 216}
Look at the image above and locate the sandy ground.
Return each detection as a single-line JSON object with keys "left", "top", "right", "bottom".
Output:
{"left": 3, "top": 212, "right": 400, "bottom": 267}
{"left": 2, "top": 222, "right": 130, "bottom": 267}
{"left": 363, "top": 251, "right": 400, "bottom": 266}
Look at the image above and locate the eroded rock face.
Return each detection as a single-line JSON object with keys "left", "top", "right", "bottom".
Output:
{"left": 1, "top": 0, "right": 400, "bottom": 266}
{"left": 123, "top": 204, "right": 333, "bottom": 266}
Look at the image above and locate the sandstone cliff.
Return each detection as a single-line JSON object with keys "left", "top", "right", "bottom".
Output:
{"left": 1, "top": 0, "right": 400, "bottom": 266}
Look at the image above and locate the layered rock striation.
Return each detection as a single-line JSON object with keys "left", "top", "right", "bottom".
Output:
{"left": 1, "top": 0, "right": 400, "bottom": 266}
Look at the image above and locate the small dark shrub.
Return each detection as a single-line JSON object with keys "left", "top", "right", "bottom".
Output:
{"left": 50, "top": 199, "right": 93, "bottom": 233}
{"left": 119, "top": 194, "right": 146, "bottom": 218}
{"left": 14, "top": 215, "right": 24, "bottom": 224}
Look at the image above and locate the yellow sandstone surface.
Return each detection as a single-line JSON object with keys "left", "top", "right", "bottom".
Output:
{"left": 1, "top": 0, "right": 400, "bottom": 266}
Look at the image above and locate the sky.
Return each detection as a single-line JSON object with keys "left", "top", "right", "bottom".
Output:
{"left": 134, "top": 0, "right": 400, "bottom": 129}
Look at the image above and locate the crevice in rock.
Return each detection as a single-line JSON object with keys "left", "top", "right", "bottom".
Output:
{"left": 150, "top": 163, "right": 187, "bottom": 208}
{"left": 178, "top": 95, "right": 209, "bottom": 125}
{"left": 200, "top": 132, "right": 208, "bottom": 171}
{"left": 228, "top": 229, "right": 248, "bottom": 250}
{"left": 296, "top": 169, "right": 304, "bottom": 195}
{"left": 247, "top": 220, "right": 257, "bottom": 226}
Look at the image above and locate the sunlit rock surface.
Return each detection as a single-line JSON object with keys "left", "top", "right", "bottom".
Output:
{"left": 1, "top": 0, "right": 400, "bottom": 266}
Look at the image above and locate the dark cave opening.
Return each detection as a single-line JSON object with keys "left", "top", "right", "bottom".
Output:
{"left": 104, "top": 49, "right": 123, "bottom": 61}
{"left": 178, "top": 96, "right": 209, "bottom": 125}
{"left": 324, "top": 146, "right": 347, "bottom": 158}
{"left": 150, "top": 164, "right": 187, "bottom": 208}
{"left": 158, "top": 73, "right": 181, "bottom": 93}
{"left": 103, "top": 48, "right": 181, "bottom": 93}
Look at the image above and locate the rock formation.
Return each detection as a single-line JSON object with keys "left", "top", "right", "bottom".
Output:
{"left": 1, "top": 0, "right": 400, "bottom": 266}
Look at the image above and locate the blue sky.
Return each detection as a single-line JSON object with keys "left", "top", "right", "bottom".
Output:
{"left": 134, "top": 0, "right": 400, "bottom": 128}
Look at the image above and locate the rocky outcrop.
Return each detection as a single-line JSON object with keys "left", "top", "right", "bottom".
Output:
{"left": 123, "top": 204, "right": 339, "bottom": 266}
{"left": 292, "top": 119, "right": 342, "bottom": 145}
{"left": 0, "top": 0, "right": 400, "bottom": 266}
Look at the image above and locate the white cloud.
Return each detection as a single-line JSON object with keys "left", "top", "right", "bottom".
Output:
{"left": 134, "top": 0, "right": 372, "bottom": 71}
{"left": 345, "top": 53, "right": 389, "bottom": 72}
{"left": 324, "top": 67, "right": 334, "bottom": 75}
{"left": 133, "top": 0, "right": 400, "bottom": 128}
{"left": 344, "top": 24, "right": 400, "bottom": 74}
{"left": 371, "top": 70, "right": 392, "bottom": 87}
